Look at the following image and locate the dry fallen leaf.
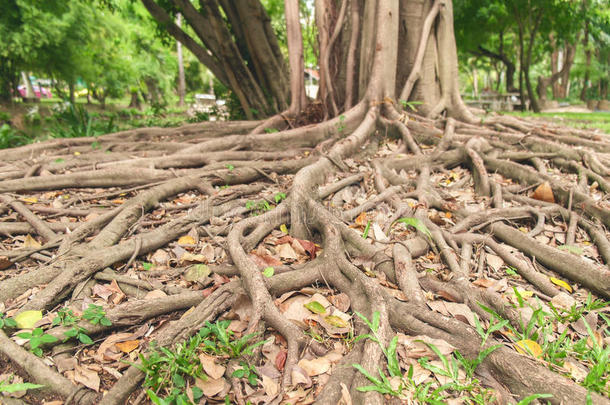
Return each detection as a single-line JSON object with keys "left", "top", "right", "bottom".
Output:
{"left": 115, "top": 340, "right": 140, "bottom": 354}
{"left": 290, "top": 365, "right": 312, "bottom": 387}
{"left": 354, "top": 212, "right": 368, "bottom": 227}
{"left": 150, "top": 249, "right": 170, "bottom": 266}
{"left": 72, "top": 364, "right": 100, "bottom": 392}
{"left": 178, "top": 235, "right": 197, "bottom": 246}
{"left": 485, "top": 253, "right": 503, "bottom": 272}
{"left": 0, "top": 255, "right": 12, "bottom": 270}
{"left": 23, "top": 234, "right": 41, "bottom": 249}
{"left": 199, "top": 353, "right": 226, "bottom": 379}
{"left": 550, "top": 291, "right": 576, "bottom": 311}
{"left": 144, "top": 289, "right": 168, "bottom": 300}
{"left": 297, "top": 357, "right": 331, "bottom": 376}
{"left": 261, "top": 374, "right": 279, "bottom": 397}
{"left": 515, "top": 339, "right": 543, "bottom": 358}
{"left": 276, "top": 243, "right": 298, "bottom": 260}
{"left": 195, "top": 376, "right": 226, "bottom": 397}
{"left": 531, "top": 182, "right": 555, "bottom": 203}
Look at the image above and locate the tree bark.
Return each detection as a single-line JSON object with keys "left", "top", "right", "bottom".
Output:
{"left": 176, "top": 13, "right": 186, "bottom": 107}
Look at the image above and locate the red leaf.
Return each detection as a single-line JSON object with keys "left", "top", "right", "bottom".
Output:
{"left": 275, "top": 235, "right": 294, "bottom": 245}
{"left": 297, "top": 239, "right": 318, "bottom": 258}
{"left": 275, "top": 350, "right": 287, "bottom": 371}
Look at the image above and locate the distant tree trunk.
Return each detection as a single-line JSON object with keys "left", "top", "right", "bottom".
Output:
{"left": 537, "top": 42, "right": 576, "bottom": 105}
{"left": 516, "top": 7, "right": 542, "bottom": 112}
{"left": 580, "top": 17, "right": 591, "bottom": 101}
{"left": 141, "top": 0, "right": 289, "bottom": 118}
{"left": 21, "top": 72, "right": 35, "bottom": 99}
{"left": 128, "top": 90, "right": 141, "bottom": 110}
{"left": 475, "top": 41, "right": 517, "bottom": 93}
{"left": 68, "top": 81, "right": 75, "bottom": 105}
{"left": 176, "top": 13, "right": 186, "bottom": 107}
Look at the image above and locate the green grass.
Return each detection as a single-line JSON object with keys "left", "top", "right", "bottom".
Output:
{"left": 503, "top": 111, "right": 610, "bottom": 134}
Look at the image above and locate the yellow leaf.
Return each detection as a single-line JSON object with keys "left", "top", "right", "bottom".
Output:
{"left": 325, "top": 315, "right": 349, "bottom": 328}
{"left": 178, "top": 235, "right": 197, "bottom": 245}
{"left": 20, "top": 197, "right": 38, "bottom": 204}
{"left": 14, "top": 310, "right": 43, "bottom": 329}
{"left": 23, "top": 234, "right": 41, "bottom": 249}
{"left": 515, "top": 339, "right": 543, "bottom": 358}
{"left": 280, "top": 224, "right": 289, "bottom": 234}
{"left": 74, "top": 151, "right": 81, "bottom": 156}
{"left": 115, "top": 340, "right": 140, "bottom": 353}
{"left": 549, "top": 277, "right": 573, "bottom": 293}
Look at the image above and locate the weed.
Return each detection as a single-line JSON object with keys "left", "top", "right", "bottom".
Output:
{"left": 225, "top": 164, "right": 235, "bottom": 171}
{"left": 82, "top": 304, "right": 112, "bottom": 326}
{"left": 17, "top": 327, "right": 58, "bottom": 357}
{"left": 0, "top": 375, "right": 44, "bottom": 394}
{"left": 63, "top": 326, "right": 94, "bottom": 345}
{"left": 0, "top": 124, "right": 29, "bottom": 149}
{"left": 51, "top": 308, "right": 79, "bottom": 327}
{"left": 274, "top": 192, "right": 287, "bottom": 204}
{"left": 198, "top": 320, "right": 266, "bottom": 358}
{"left": 139, "top": 320, "right": 265, "bottom": 404}
{"left": 245, "top": 200, "right": 273, "bottom": 216}
{"left": 232, "top": 361, "right": 259, "bottom": 386}
{"left": 400, "top": 100, "right": 424, "bottom": 111}
{"left": 394, "top": 217, "right": 432, "bottom": 240}
{"left": 362, "top": 220, "right": 371, "bottom": 239}
{"left": 352, "top": 311, "right": 498, "bottom": 402}
{"left": 264, "top": 128, "right": 279, "bottom": 133}
{"left": 0, "top": 312, "right": 17, "bottom": 329}
{"left": 337, "top": 114, "right": 346, "bottom": 133}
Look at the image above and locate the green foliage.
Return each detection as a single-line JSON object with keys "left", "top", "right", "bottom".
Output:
{"left": 0, "top": 376, "right": 44, "bottom": 394}
{"left": 82, "top": 304, "right": 112, "bottom": 326}
{"left": 232, "top": 361, "right": 259, "bottom": 386}
{"left": 0, "top": 312, "right": 17, "bottom": 329}
{"left": 362, "top": 220, "right": 371, "bottom": 239}
{"left": 17, "top": 327, "right": 58, "bottom": 357}
{"left": 48, "top": 103, "right": 116, "bottom": 138}
{"left": 51, "top": 307, "right": 79, "bottom": 327}
{"left": 138, "top": 320, "right": 265, "bottom": 404}
{"left": 197, "top": 320, "right": 266, "bottom": 358}
{"left": 245, "top": 199, "right": 273, "bottom": 216}
{"left": 0, "top": 124, "right": 29, "bottom": 149}
{"left": 274, "top": 192, "right": 287, "bottom": 204}
{"left": 400, "top": 100, "right": 423, "bottom": 111}
{"left": 477, "top": 298, "right": 610, "bottom": 396}
{"left": 337, "top": 114, "right": 346, "bottom": 133}
{"left": 63, "top": 326, "right": 94, "bottom": 345}
{"left": 352, "top": 312, "right": 497, "bottom": 402}
{"left": 262, "top": 267, "right": 274, "bottom": 278}
{"left": 394, "top": 217, "right": 432, "bottom": 240}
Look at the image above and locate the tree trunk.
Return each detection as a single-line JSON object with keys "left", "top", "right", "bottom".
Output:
{"left": 580, "top": 17, "right": 591, "bottom": 101}
{"left": 21, "top": 72, "right": 35, "bottom": 99}
{"left": 141, "top": 0, "right": 289, "bottom": 118}
{"left": 176, "top": 13, "right": 186, "bottom": 107}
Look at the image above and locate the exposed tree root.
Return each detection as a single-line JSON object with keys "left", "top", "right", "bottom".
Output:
{"left": 0, "top": 106, "right": 607, "bottom": 404}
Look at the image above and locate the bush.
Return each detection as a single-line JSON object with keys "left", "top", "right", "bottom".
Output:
{"left": 0, "top": 124, "right": 30, "bottom": 149}
{"left": 49, "top": 103, "right": 117, "bottom": 138}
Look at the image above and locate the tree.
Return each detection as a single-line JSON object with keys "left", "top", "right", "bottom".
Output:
{"left": 0, "top": 1, "right": 608, "bottom": 405}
